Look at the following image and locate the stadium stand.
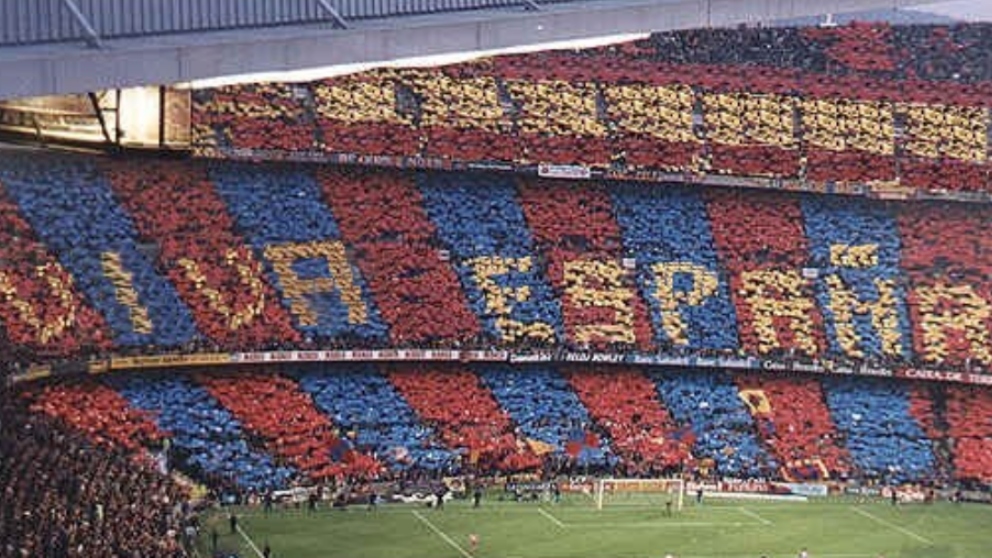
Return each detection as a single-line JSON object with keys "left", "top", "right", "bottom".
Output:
{"left": 197, "top": 371, "right": 380, "bottom": 480}
{"left": 191, "top": 23, "right": 992, "bottom": 197}
{"left": 208, "top": 162, "right": 389, "bottom": 342}
{"left": 317, "top": 167, "right": 481, "bottom": 345}
{"left": 567, "top": 367, "right": 689, "bottom": 475}
{"left": 22, "top": 366, "right": 991, "bottom": 493}
{"left": 387, "top": 364, "right": 541, "bottom": 472}
{"left": 650, "top": 368, "right": 774, "bottom": 478}
{"left": 0, "top": 179, "right": 110, "bottom": 360}
{"left": 822, "top": 377, "right": 935, "bottom": 482}
{"left": 3, "top": 153, "right": 992, "bottom": 376}
{"left": 115, "top": 375, "right": 295, "bottom": 491}
{"left": 28, "top": 380, "right": 166, "bottom": 454}
{"left": 105, "top": 161, "right": 301, "bottom": 350}
{"left": 0, "top": 391, "right": 189, "bottom": 557}
{"left": 295, "top": 364, "right": 458, "bottom": 471}
{"left": 479, "top": 364, "right": 614, "bottom": 468}
{"left": 0, "top": 156, "right": 198, "bottom": 349}
{"left": 735, "top": 374, "right": 850, "bottom": 480}
{"left": 518, "top": 179, "right": 654, "bottom": 350}
{"left": 944, "top": 385, "right": 992, "bottom": 482}
{"left": 707, "top": 190, "right": 826, "bottom": 358}
{"left": 7, "top": 22, "right": 992, "bottom": 555}
{"left": 611, "top": 184, "right": 738, "bottom": 351}
{"left": 419, "top": 172, "right": 563, "bottom": 345}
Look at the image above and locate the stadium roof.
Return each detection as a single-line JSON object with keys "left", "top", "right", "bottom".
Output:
{"left": 0, "top": 0, "right": 934, "bottom": 100}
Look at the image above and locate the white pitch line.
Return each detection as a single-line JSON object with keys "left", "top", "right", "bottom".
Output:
{"left": 738, "top": 506, "right": 773, "bottom": 525}
{"left": 537, "top": 507, "right": 567, "bottom": 528}
{"left": 681, "top": 555, "right": 876, "bottom": 558}
{"left": 412, "top": 510, "right": 473, "bottom": 558}
{"left": 235, "top": 524, "right": 265, "bottom": 558}
{"left": 567, "top": 521, "right": 751, "bottom": 528}
{"left": 852, "top": 507, "right": 934, "bottom": 545}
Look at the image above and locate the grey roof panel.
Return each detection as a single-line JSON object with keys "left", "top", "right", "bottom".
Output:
{"left": 0, "top": 0, "right": 560, "bottom": 46}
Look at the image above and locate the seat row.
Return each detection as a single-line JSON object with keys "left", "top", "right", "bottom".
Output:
{"left": 192, "top": 23, "right": 992, "bottom": 191}
{"left": 4, "top": 154, "right": 992, "bottom": 376}
{"left": 19, "top": 365, "right": 968, "bottom": 492}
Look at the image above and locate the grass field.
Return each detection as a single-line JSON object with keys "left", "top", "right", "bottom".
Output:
{"left": 197, "top": 495, "right": 992, "bottom": 558}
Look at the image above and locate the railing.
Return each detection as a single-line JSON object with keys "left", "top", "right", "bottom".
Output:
{"left": 10, "top": 347, "right": 992, "bottom": 387}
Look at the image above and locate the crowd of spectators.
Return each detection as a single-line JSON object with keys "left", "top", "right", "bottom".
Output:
{"left": 13, "top": 364, "right": 971, "bottom": 500}
{"left": 192, "top": 22, "right": 992, "bottom": 194}
{"left": 0, "top": 386, "right": 190, "bottom": 557}
{"left": 2, "top": 153, "right": 992, "bottom": 384}
{"left": 6, "top": 19, "right": 992, "bottom": 557}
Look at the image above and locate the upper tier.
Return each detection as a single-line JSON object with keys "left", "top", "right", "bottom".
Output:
{"left": 192, "top": 22, "right": 992, "bottom": 200}
{"left": 1, "top": 151, "right": 991, "bottom": 380}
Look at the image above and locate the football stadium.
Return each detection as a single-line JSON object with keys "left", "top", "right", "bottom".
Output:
{"left": 2, "top": 1, "right": 992, "bottom": 557}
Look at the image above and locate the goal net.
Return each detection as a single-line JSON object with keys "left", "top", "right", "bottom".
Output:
{"left": 594, "top": 478, "right": 685, "bottom": 511}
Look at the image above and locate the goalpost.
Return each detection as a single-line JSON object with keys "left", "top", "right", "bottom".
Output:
{"left": 594, "top": 478, "right": 685, "bottom": 511}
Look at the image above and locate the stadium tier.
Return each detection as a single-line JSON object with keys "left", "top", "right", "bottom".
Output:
{"left": 17, "top": 364, "right": 977, "bottom": 486}
{"left": 6, "top": 19, "right": 992, "bottom": 558}
{"left": 192, "top": 23, "right": 992, "bottom": 198}
{"left": 1, "top": 391, "right": 188, "bottom": 558}
{"left": 3, "top": 153, "right": 992, "bottom": 375}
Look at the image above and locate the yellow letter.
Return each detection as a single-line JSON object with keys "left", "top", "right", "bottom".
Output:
{"left": 177, "top": 248, "right": 266, "bottom": 331}
{"left": 703, "top": 92, "right": 796, "bottom": 148}
{"left": 602, "top": 84, "right": 696, "bottom": 143}
{"left": 824, "top": 243, "right": 903, "bottom": 358}
{"left": 915, "top": 282, "right": 992, "bottom": 365}
{"left": 505, "top": 80, "right": 606, "bottom": 137}
{"left": 313, "top": 72, "right": 410, "bottom": 125}
{"left": 263, "top": 240, "right": 367, "bottom": 327}
{"left": 467, "top": 255, "right": 555, "bottom": 343}
{"left": 0, "top": 263, "right": 79, "bottom": 344}
{"left": 827, "top": 276, "right": 903, "bottom": 359}
{"left": 739, "top": 270, "right": 818, "bottom": 355}
{"left": 801, "top": 98, "right": 894, "bottom": 155}
{"left": 101, "top": 252, "right": 153, "bottom": 334}
{"left": 563, "top": 259, "right": 636, "bottom": 345}
{"left": 412, "top": 73, "right": 508, "bottom": 132}
{"left": 651, "top": 262, "right": 719, "bottom": 345}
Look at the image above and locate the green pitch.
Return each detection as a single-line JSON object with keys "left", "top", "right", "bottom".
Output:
{"left": 198, "top": 496, "right": 992, "bottom": 558}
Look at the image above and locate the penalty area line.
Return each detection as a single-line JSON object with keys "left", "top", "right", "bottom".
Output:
{"left": 737, "top": 506, "right": 773, "bottom": 525}
{"left": 235, "top": 524, "right": 265, "bottom": 558}
{"left": 412, "top": 510, "right": 473, "bottom": 558}
{"left": 852, "top": 507, "right": 933, "bottom": 545}
{"left": 537, "top": 507, "right": 567, "bottom": 528}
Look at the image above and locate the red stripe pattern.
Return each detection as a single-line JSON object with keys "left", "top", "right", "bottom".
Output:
{"left": 518, "top": 179, "right": 653, "bottom": 349}
{"left": 387, "top": 365, "right": 540, "bottom": 471}
{"left": 199, "top": 371, "right": 378, "bottom": 479}
{"left": 317, "top": 167, "right": 480, "bottom": 344}
{"left": 28, "top": 381, "right": 165, "bottom": 453}
{"left": 567, "top": 367, "right": 689, "bottom": 472}
{"left": 106, "top": 161, "right": 300, "bottom": 348}
{"left": 737, "top": 375, "right": 850, "bottom": 479}
{"left": 708, "top": 190, "right": 825, "bottom": 357}
{"left": 945, "top": 385, "right": 992, "bottom": 482}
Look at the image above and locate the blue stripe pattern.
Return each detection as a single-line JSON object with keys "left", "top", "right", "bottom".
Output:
{"left": 612, "top": 184, "right": 738, "bottom": 350}
{"left": 210, "top": 163, "right": 387, "bottom": 340}
{"left": 115, "top": 375, "right": 294, "bottom": 490}
{"left": 419, "top": 172, "right": 563, "bottom": 342}
{"left": 0, "top": 156, "right": 196, "bottom": 346}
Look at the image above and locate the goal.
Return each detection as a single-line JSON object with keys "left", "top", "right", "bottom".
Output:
{"left": 594, "top": 478, "right": 685, "bottom": 511}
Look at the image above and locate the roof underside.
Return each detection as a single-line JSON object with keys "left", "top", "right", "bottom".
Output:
{"left": 0, "top": 0, "right": 932, "bottom": 99}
